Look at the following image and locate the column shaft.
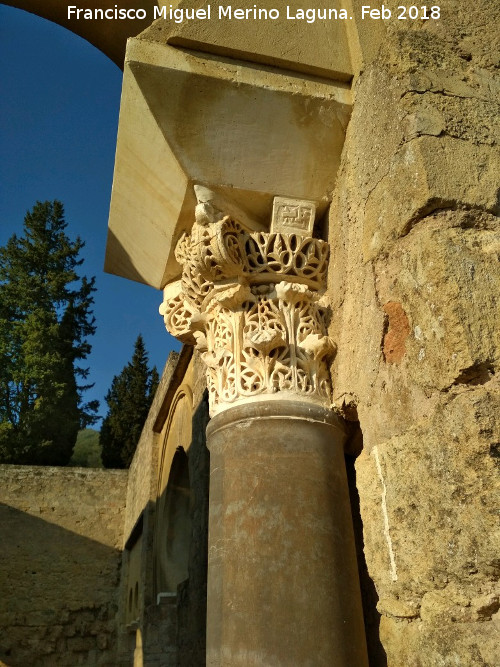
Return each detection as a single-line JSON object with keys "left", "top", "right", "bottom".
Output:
{"left": 205, "top": 401, "right": 368, "bottom": 667}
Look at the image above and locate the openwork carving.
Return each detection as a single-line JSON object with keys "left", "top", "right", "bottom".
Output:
{"left": 160, "top": 212, "right": 335, "bottom": 416}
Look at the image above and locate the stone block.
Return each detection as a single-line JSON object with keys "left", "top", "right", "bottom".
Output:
{"left": 106, "top": 38, "right": 351, "bottom": 288}
{"left": 356, "top": 386, "right": 500, "bottom": 661}
{"left": 67, "top": 636, "right": 97, "bottom": 653}
{"left": 363, "top": 136, "right": 500, "bottom": 261}
{"left": 377, "top": 211, "right": 500, "bottom": 391}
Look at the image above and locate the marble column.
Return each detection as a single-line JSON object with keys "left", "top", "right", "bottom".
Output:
{"left": 160, "top": 196, "right": 368, "bottom": 666}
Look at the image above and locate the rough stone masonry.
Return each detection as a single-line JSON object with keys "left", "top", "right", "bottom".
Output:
{"left": 329, "top": 1, "right": 500, "bottom": 663}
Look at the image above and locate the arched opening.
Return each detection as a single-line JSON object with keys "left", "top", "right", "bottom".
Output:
{"left": 154, "top": 386, "right": 194, "bottom": 599}
{"left": 155, "top": 447, "right": 192, "bottom": 597}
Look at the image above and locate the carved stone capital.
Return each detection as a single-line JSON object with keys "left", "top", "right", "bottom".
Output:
{"left": 160, "top": 206, "right": 335, "bottom": 416}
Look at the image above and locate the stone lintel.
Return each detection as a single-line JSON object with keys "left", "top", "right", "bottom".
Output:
{"left": 105, "top": 38, "right": 351, "bottom": 289}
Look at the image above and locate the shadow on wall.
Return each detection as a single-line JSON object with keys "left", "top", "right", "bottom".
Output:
{"left": 122, "top": 391, "right": 210, "bottom": 667}
{"left": 0, "top": 503, "right": 122, "bottom": 667}
{"left": 104, "top": 228, "right": 151, "bottom": 286}
{"left": 345, "top": 423, "right": 388, "bottom": 667}
{"left": 176, "top": 393, "right": 210, "bottom": 667}
{"left": 155, "top": 447, "right": 192, "bottom": 596}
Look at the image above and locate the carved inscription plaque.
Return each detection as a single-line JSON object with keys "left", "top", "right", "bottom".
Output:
{"left": 271, "top": 197, "right": 316, "bottom": 235}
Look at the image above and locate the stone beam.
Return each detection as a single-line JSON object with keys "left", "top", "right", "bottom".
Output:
{"left": 148, "top": 0, "right": 353, "bottom": 81}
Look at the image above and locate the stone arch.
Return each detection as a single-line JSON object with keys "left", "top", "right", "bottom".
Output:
{"left": 1, "top": 0, "right": 156, "bottom": 67}
{"left": 153, "top": 385, "right": 193, "bottom": 599}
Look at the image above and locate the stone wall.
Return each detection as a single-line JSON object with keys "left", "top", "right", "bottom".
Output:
{"left": 330, "top": 1, "right": 500, "bottom": 664}
{"left": 176, "top": 392, "right": 210, "bottom": 667}
{"left": 0, "top": 465, "right": 128, "bottom": 667}
{"left": 123, "top": 351, "right": 180, "bottom": 543}
{"left": 117, "top": 350, "right": 187, "bottom": 667}
{"left": 116, "top": 348, "right": 209, "bottom": 667}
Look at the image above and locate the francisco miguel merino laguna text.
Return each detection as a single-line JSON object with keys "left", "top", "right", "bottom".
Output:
{"left": 67, "top": 5, "right": 352, "bottom": 23}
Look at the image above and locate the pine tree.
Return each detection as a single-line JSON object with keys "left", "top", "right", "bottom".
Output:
{"left": 0, "top": 201, "right": 98, "bottom": 465}
{"left": 100, "top": 335, "right": 159, "bottom": 468}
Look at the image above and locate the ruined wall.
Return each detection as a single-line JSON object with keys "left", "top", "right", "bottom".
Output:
{"left": 123, "top": 351, "right": 181, "bottom": 542}
{"left": 116, "top": 349, "right": 209, "bottom": 667}
{"left": 330, "top": 1, "right": 499, "bottom": 664}
{"left": 117, "top": 351, "right": 184, "bottom": 666}
{"left": 0, "top": 465, "right": 128, "bottom": 666}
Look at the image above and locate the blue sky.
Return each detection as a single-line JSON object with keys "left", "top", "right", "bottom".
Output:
{"left": 0, "top": 5, "right": 180, "bottom": 420}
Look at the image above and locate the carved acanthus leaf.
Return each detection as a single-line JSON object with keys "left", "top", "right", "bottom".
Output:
{"left": 161, "top": 213, "right": 335, "bottom": 415}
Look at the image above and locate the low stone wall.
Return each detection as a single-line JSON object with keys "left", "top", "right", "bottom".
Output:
{"left": 0, "top": 465, "right": 128, "bottom": 666}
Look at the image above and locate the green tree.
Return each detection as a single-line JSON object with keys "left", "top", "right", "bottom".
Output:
{"left": 100, "top": 335, "right": 159, "bottom": 468}
{"left": 0, "top": 201, "right": 98, "bottom": 465}
{"left": 69, "top": 428, "right": 103, "bottom": 468}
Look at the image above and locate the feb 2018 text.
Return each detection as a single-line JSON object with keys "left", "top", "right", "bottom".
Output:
{"left": 67, "top": 5, "right": 441, "bottom": 22}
